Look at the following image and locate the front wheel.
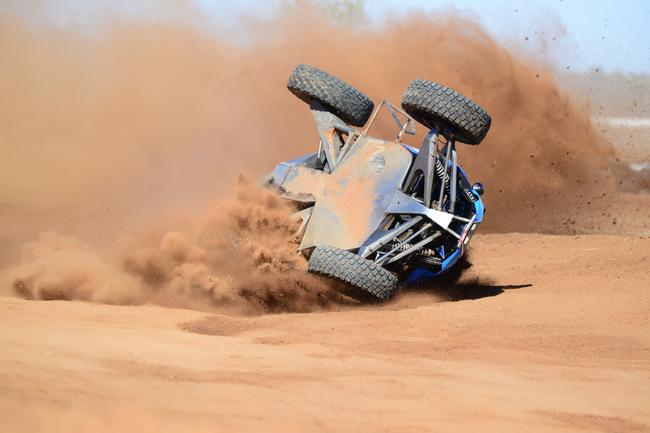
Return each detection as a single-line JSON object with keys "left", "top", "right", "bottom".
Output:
{"left": 401, "top": 79, "right": 491, "bottom": 145}
{"left": 287, "top": 64, "right": 375, "bottom": 127}
{"left": 307, "top": 245, "right": 397, "bottom": 301}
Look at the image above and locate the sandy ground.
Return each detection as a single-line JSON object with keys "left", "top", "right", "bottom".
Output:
{"left": 2, "top": 9, "right": 649, "bottom": 432}
{"left": 1, "top": 233, "right": 648, "bottom": 433}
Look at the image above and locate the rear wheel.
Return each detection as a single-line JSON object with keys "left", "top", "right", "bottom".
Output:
{"left": 308, "top": 245, "right": 397, "bottom": 301}
{"left": 401, "top": 79, "right": 491, "bottom": 145}
{"left": 287, "top": 64, "right": 375, "bottom": 127}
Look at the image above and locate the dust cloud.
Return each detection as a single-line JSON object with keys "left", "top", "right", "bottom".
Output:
{"left": 10, "top": 180, "right": 347, "bottom": 313}
{"left": 0, "top": 5, "right": 633, "bottom": 310}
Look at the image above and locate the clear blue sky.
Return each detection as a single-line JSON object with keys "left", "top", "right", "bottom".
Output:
{"left": 2, "top": 0, "right": 648, "bottom": 73}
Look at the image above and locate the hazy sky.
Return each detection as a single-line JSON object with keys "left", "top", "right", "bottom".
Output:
{"left": 390, "top": 0, "right": 648, "bottom": 71}
{"left": 369, "top": 0, "right": 650, "bottom": 73}
{"left": 3, "top": 0, "right": 648, "bottom": 73}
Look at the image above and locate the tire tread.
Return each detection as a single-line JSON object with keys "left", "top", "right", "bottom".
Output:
{"left": 308, "top": 245, "right": 397, "bottom": 300}
{"left": 401, "top": 80, "right": 491, "bottom": 144}
{"left": 288, "top": 64, "right": 374, "bottom": 127}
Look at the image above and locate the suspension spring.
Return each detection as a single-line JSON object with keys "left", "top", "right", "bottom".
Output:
{"left": 435, "top": 157, "right": 477, "bottom": 203}
{"left": 388, "top": 242, "right": 437, "bottom": 257}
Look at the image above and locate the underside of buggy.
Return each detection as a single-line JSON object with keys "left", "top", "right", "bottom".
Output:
{"left": 266, "top": 64, "right": 492, "bottom": 300}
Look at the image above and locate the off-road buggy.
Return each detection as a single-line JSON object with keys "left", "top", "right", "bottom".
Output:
{"left": 267, "top": 64, "right": 491, "bottom": 300}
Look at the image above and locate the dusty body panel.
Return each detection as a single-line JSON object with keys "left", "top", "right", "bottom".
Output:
{"left": 271, "top": 136, "right": 412, "bottom": 250}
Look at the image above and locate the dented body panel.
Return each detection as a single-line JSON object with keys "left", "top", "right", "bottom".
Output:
{"left": 271, "top": 136, "right": 413, "bottom": 250}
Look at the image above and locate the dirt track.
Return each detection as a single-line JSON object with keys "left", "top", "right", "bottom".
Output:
{"left": 1, "top": 6, "right": 649, "bottom": 432}
{"left": 2, "top": 233, "right": 648, "bottom": 433}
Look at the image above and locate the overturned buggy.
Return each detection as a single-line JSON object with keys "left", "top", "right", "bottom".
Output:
{"left": 267, "top": 64, "right": 491, "bottom": 300}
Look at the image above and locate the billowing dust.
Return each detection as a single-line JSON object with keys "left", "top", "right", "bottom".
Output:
{"left": 0, "top": 6, "right": 643, "bottom": 311}
{"left": 10, "top": 180, "right": 349, "bottom": 313}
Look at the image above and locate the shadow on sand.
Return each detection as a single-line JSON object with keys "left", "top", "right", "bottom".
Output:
{"left": 405, "top": 256, "right": 533, "bottom": 301}
{"left": 436, "top": 282, "right": 533, "bottom": 301}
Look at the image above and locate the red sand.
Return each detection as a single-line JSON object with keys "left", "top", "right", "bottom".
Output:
{"left": 1, "top": 5, "right": 649, "bottom": 433}
{"left": 1, "top": 233, "right": 649, "bottom": 433}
